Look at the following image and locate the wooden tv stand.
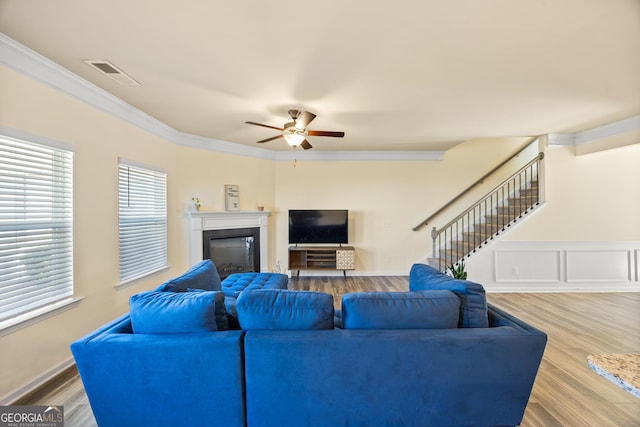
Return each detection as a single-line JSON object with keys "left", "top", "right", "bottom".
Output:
{"left": 288, "top": 245, "right": 355, "bottom": 279}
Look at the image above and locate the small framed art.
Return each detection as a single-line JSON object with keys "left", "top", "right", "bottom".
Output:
{"left": 225, "top": 184, "right": 240, "bottom": 211}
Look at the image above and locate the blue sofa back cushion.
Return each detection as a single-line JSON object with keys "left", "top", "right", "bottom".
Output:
{"left": 236, "top": 290, "right": 334, "bottom": 330}
{"left": 156, "top": 259, "right": 222, "bottom": 293}
{"left": 409, "top": 263, "right": 488, "bottom": 328}
{"left": 129, "top": 290, "right": 227, "bottom": 333}
{"left": 185, "top": 288, "right": 233, "bottom": 330}
{"left": 341, "top": 290, "right": 460, "bottom": 329}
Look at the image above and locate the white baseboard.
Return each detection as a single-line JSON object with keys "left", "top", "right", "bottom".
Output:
{"left": 0, "top": 357, "right": 75, "bottom": 406}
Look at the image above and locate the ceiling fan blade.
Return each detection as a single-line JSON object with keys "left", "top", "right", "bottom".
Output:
{"left": 245, "top": 121, "right": 284, "bottom": 131}
{"left": 306, "top": 130, "right": 345, "bottom": 138}
{"left": 300, "top": 139, "right": 313, "bottom": 150}
{"left": 295, "top": 111, "right": 316, "bottom": 129}
{"left": 256, "top": 134, "right": 284, "bottom": 144}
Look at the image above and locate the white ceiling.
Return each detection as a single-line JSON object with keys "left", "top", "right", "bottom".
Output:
{"left": 1, "top": 0, "right": 639, "bottom": 152}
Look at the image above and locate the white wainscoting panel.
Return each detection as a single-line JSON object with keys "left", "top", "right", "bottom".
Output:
{"left": 465, "top": 240, "right": 640, "bottom": 292}
{"left": 566, "top": 250, "right": 631, "bottom": 282}
{"left": 495, "top": 250, "right": 561, "bottom": 283}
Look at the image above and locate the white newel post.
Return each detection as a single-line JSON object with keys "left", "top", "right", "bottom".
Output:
{"left": 189, "top": 211, "right": 271, "bottom": 272}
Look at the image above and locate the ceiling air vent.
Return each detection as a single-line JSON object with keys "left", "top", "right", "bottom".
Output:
{"left": 84, "top": 60, "right": 140, "bottom": 86}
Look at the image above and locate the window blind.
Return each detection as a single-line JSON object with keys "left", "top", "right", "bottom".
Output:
{"left": 0, "top": 136, "right": 73, "bottom": 324}
{"left": 118, "top": 163, "right": 167, "bottom": 284}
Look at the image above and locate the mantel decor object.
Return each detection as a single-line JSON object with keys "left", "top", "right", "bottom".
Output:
{"left": 225, "top": 185, "right": 240, "bottom": 211}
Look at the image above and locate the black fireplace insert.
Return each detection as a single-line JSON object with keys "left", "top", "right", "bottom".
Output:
{"left": 202, "top": 227, "right": 260, "bottom": 279}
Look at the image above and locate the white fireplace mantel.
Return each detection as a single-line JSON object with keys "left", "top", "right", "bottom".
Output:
{"left": 189, "top": 211, "right": 271, "bottom": 271}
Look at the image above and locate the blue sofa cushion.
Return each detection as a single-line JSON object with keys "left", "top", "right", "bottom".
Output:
{"left": 236, "top": 290, "right": 334, "bottom": 330}
{"left": 129, "top": 290, "right": 227, "bottom": 333}
{"left": 409, "top": 263, "right": 488, "bottom": 328}
{"left": 185, "top": 288, "right": 233, "bottom": 330}
{"left": 221, "top": 272, "right": 289, "bottom": 298}
{"left": 156, "top": 259, "right": 222, "bottom": 292}
{"left": 341, "top": 290, "right": 460, "bottom": 329}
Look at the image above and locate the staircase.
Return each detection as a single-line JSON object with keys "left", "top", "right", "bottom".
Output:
{"left": 428, "top": 152, "right": 543, "bottom": 272}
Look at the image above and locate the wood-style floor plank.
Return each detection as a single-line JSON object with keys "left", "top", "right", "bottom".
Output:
{"left": 16, "top": 277, "right": 640, "bottom": 426}
{"left": 488, "top": 292, "right": 640, "bottom": 427}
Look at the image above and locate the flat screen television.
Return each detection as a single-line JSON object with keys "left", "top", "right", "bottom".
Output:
{"left": 288, "top": 209, "right": 349, "bottom": 244}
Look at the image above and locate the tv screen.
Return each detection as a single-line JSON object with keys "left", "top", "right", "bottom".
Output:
{"left": 289, "top": 209, "right": 349, "bottom": 244}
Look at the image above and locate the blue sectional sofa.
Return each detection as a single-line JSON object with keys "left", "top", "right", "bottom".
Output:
{"left": 71, "top": 261, "right": 546, "bottom": 427}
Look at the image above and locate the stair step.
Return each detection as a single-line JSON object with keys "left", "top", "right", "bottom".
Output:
{"left": 483, "top": 214, "right": 515, "bottom": 225}
{"left": 517, "top": 188, "right": 538, "bottom": 197}
{"left": 473, "top": 223, "right": 502, "bottom": 235}
{"left": 449, "top": 240, "right": 477, "bottom": 251}
{"left": 507, "top": 196, "right": 538, "bottom": 207}
{"left": 496, "top": 206, "right": 528, "bottom": 216}
{"left": 462, "top": 231, "right": 491, "bottom": 243}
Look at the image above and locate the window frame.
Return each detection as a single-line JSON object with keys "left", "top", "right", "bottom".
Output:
{"left": 117, "top": 159, "right": 168, "bottom": 286}
{"left": 0, "top": 133, "right": 77, "bottom": 334}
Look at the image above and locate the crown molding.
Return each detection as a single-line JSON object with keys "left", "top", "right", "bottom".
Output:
{"left": 172, "top": 131, "right": 277, "bottom": 160}
{"left": 1, "top": 33, "right": 445, "bottom": 162}
{"left": 0, "top": 33, "right": 177, "bottom": 143}
{"left": 274, "top": 150, "right": 444, "bottom": 161}
{"left": 574, "top": 115, "right": 640, "bottom": 145}
{"left": 548, "top": 115, "right": 640, "bottom": 148}
{"left": 546, "top": 133, "right": 575, "bottom": 146}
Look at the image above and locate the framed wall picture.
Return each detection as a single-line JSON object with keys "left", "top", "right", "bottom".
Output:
{"left": 225, "top": 184, "right": 240, "bottom": 211}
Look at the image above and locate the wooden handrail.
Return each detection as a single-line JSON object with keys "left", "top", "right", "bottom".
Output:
{"left": 412, "top": 136, "right": 539, "bottom": 231}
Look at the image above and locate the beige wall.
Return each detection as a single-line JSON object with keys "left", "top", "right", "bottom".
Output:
{"left": 174, "top": 146, "right": 276, "bottom": 267}
{"left": 505, "top": 143, "right": 640, "bottom": 241}
{"left": 0, "top": 66, "right": 180, "bottom": 399}
{"left": 272, "top": 137, "right": 528, "bottom": 275}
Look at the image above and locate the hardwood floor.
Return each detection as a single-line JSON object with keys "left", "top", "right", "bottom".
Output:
{"left": 16, "top": 277, "right": 640, "bottom": 426}
{"left": 488, "top": 292, "right": 640, "bottom": 427}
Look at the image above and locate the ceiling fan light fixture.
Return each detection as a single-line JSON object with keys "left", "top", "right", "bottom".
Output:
{"left": 246, "top": 110, "right": 343, "bottom": 150}
{"left": 284, "top": 132, "right": 305, "bottom": 147}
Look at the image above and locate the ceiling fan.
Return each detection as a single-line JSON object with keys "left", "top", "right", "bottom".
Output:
{"left": 245, "top": 109, "right": 345, "bottom": 150}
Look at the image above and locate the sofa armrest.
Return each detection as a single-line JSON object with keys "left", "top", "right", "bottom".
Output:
{"left": 71, "top": 315, "right": 245, "bottom": 427}
{"left": 488, "top": 303, "right": 547, "bottom": 334}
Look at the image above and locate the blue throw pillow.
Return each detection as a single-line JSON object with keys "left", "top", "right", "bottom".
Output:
{"left": 236, "top": 290, "right": 334, "bottom": 330}
{"left": 129, "top": 290, "right": 227, "bottom": 333}
{"left": 409, "top": 263, "right": 488, "bottom": 328}
{"left": 185, "top": 288, "right": 230, "bottom": 330}
{"left": 156, "top": 260, "right": 222, "bottom": 292}
{"left": 341, "top": 290, "right": 460, "bottom": 329}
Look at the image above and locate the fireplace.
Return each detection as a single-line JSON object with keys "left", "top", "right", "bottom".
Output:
{"left": 189, "top": 211, "right": 271, "bottom": 276}
{"left": 203, "top": 227, "right": 260, "bottom": 279}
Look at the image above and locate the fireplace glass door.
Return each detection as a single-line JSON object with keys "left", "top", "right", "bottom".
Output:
{"left": 203, "top": 227, "right": 260, "bottom": 279}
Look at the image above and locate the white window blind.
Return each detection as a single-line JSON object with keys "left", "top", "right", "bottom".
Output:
{"left": 118, "top": 162, "right": 167, "bottom": 284}
{"left": 0, "top": 136, "right": 73, "bottom": 324}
